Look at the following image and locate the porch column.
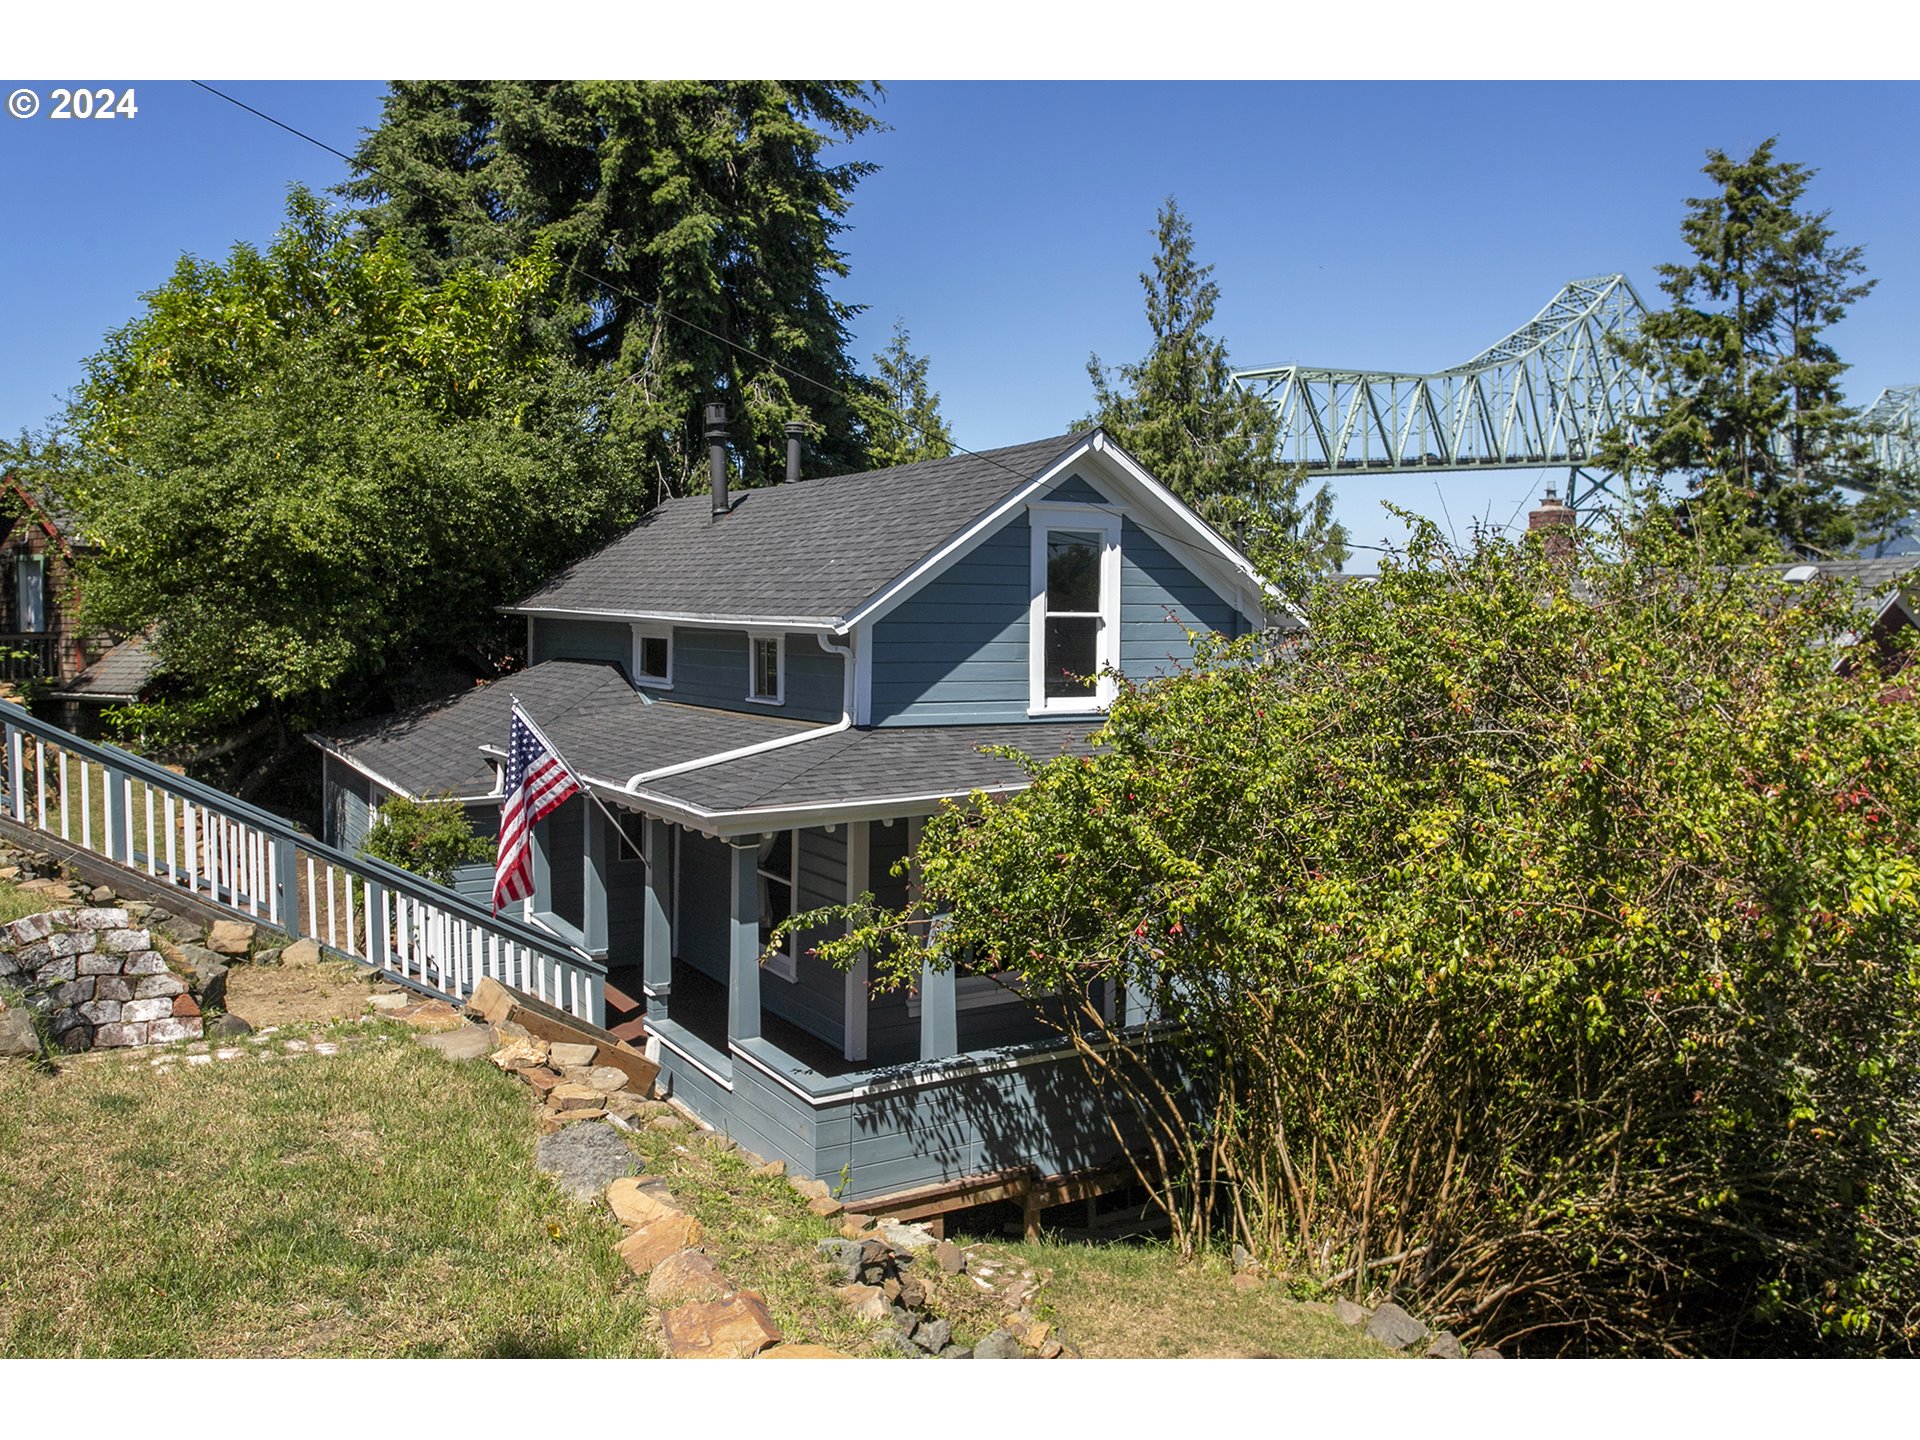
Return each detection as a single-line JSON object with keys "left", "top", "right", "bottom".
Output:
{"left": 919, "top": 956, "right": 957, "bottom": 1061}
{"left": 642, "top": 817, "right": 674, "bottom": 1012}
{"left": 727, "top": 835, "right": 761, "bottom": 1043}
{"left": 908, "top": 815, "right": 957, "bottom": 1061}
{"left": 841, "top": 819, "right": 869, "bottom": 1063}
{"left": 581, "top": 804, "right": 608, "bottom": 952}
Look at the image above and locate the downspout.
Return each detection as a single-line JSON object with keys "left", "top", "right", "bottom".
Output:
{"left": 622, "top": 629, "right": 856, "bottom": 791}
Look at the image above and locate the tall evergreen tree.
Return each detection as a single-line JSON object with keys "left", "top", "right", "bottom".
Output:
{"left": 1084, "top": 199, "right": 1346, "bottom": 578}
{"left": 1601, "top": 139, "right": 1874, "bottom": 558}
{"left": 341, "top": 81, "right": 884, "bottom": 498}
{"left": 861, "top": 320, "right": 952, "bottom": 468}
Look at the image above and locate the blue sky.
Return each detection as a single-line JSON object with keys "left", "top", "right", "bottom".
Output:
{"left": 2, "top": 79, "right": 1915, "bottom": 566}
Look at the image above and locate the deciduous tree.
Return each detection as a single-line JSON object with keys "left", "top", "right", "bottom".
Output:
{"left": 55, "top": 190, "right": 648, "bottom": 784}
{"left": 795, "top": 518, "right": 1920, "bottom": 1356}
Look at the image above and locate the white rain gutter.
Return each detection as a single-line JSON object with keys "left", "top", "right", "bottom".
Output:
{"left": 621, "top": 631, "right": 856, "bottom": 791}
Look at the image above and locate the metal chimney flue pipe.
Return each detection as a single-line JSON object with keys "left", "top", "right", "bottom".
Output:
{"left": 784, "top": 420, "right": 805, "bottom": 485}
{"left": 706, "top": 402, "right": 731, "bottom": 516}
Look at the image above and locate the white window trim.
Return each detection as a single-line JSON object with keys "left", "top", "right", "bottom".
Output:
{"left": 746, "top": 631, "right": 786, "bottom": 707}
{"left": 629, "top": 622, "right": 674, "bottom": 689}
{"left": 1027, "top": 503, "right": 1122, "bottom": 716}
{"left": 758, "top": 828, "right": 798, "bottom": 981}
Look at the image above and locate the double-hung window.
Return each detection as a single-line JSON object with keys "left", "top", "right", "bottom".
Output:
{"left": 757, "top": 829, "right": 797, "bottom": 980}
{"left": 1028, "top": 504, "right": 1121, "bottom": 714}
{"left": 747, "top": 633, "right": 784, "bottom": 705}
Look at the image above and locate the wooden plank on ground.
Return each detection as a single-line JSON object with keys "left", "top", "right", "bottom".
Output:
{"left": 465, "top": 976, "right": 659, "bottom": 1094}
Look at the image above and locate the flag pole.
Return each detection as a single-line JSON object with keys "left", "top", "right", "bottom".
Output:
{"left": 511, "top": 696, "right": 648, "bottom": 867}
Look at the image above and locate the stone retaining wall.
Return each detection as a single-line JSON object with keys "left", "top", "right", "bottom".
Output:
{"left": 0, "top": 908, "right": 205, "bottom": 1051}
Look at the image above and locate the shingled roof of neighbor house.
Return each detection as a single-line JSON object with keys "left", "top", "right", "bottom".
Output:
{"left": 315, "top": 659, "right": 817, "bottom": 801}
{"left": 57, "top": 633, "right": 160, "bottom": 702}
{"left": 507, "top": 432, "right": 1093, "bottom": 626}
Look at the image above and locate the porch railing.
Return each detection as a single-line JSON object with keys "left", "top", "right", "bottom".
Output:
{"left": 0, "top": 699, "right": 606, "bottom": 1024}
{"left": 0, "top": 634, "right": 57, "bottom": 681}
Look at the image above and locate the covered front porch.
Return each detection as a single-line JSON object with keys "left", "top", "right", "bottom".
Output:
{"left": 526, "top": 795, "right": 1145, "bottom": 1206}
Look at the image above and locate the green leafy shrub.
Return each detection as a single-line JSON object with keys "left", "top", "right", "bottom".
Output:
{"left": 803, "top": 518, "right": 1920, "bottom": 1356}
{"left": 360, "top": 794, "right": 493, "bottom": 888}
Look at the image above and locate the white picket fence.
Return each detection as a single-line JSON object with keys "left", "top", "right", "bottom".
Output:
{"left": 1, "top": 702, "right": 606, "bottom": 1024}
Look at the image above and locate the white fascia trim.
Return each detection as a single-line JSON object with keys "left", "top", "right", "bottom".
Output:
{"left": 505, "top": 604, "right": 840, "bottom": 633}
{"left": 304, "top": 734, "right": 419, "bottom": 802}
{"left": 620, "top": 782, "right": 1035, "bottom": 840}
{"left": 1087, "top": 431, "right": 1306, "bottom": 631}
{"left": 836, "top": 435, "right": 1101, "bottom": 634}
{"left": 654, "top": 1026, "right": 736, "bottom": 1092}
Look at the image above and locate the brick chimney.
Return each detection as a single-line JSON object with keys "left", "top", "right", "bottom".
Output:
{"left": 1528, "top": 483, "right": 1575, "bottom": 560}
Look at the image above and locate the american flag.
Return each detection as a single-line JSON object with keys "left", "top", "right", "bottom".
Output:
{"left": 492, "top": 701, "right": 581, "bottom": 913}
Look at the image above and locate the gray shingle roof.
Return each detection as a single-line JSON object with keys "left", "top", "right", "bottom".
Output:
{"left": 509, "top": 433, "right": 1091, "bottom": 625}
{"left": 1774, "top": 557, "right": 1919, "bottom": 595}
{"left": 57, "top": 634, "right": 160, "bottom": 701}
{"left": 647, "top": 722, "right": 1099, "bottom": 818}
{"left": 318, "top": 660, "right": 815, "bottom": 799}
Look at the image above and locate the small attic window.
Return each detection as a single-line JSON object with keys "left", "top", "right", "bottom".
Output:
{"left": 630, "top": 624, "right": 672, "bottom": 688}
{"left": 1784, "top": 564, "right": 1820, "bottom": 583}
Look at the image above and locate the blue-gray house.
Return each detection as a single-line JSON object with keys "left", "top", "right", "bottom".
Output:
{"left": 312, "top": 428, "right": 1282, "bottom": 1223}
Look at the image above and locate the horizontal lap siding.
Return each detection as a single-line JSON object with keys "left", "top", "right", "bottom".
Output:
{"left": 869, "top": 472, "right": 1245, "bottom": 727}
{"left": 672, "top": 628, "right": 843, "bottom": 722}
{"left": 729, "top": 1064, "right": 824, "bottom": 1178}
{"left": 957, "top": 1001, "right": 1059, "bottom": 1052}
{"left": 451, "top": 861, "right": 494, "bottom": 907}
{"left": 1119, "top": 516, "right": 1242, "bottom": 675}
{"left": 870, "top": 516, "right": 1031, "bottom": 726}
{"left": 824, "top": 1048, "right": 1144, "bottom": 1202}
{"left": 533, "top": 620, "right": 842, "bottom": 721}
{"left": 531, "top": 617, "right": 632, "bottom": 669}
{"left": 657, "top": 1045, "right": 735, "bottom": 1132}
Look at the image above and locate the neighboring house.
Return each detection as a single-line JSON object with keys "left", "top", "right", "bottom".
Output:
{"left": 310, "top": 427, "right": 1281, "bottom": 1222}
{"left": 0, "top": 474, "right": 87, "bottom": 687}
{"left": 1773, "top": 557, "right": 1920, "bottom": 675}
{"left": 0, "top": 473, "right": 163, "bottom": 731}
{"left": 53, "top": 630, "right": 164, "bottom": 733}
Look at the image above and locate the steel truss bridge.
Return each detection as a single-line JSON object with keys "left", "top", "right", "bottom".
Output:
{"left": 1233, "top": 275, "right": 1918, "bottom": 511}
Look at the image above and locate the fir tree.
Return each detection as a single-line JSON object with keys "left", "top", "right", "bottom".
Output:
{"left": 341, "top": 81, "right": 884, "bottom": 497}
{"left": 1601, "top": 139, "right": 1874, "bottom": 558}
{"left": 861, "top": 320, "right": 953, "bottom": 468}
{"left": 1085, "top": 199, "right": 1345, "bottom": 578}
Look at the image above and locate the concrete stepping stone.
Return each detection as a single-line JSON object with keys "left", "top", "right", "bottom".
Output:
{"left": 535, "top": 1120, "right": 639, "bottom": 1202}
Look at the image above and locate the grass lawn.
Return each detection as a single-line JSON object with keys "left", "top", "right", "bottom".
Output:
{"left": 0, "top": 876, "right": 1392, "bottom": 1360}
{"left": 0, "top": 1024, "right": 662, "bottom": 1358}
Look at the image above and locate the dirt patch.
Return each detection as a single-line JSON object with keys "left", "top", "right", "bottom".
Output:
{"left": 224, "top": 961, "right": 387, "bottom": 1030}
